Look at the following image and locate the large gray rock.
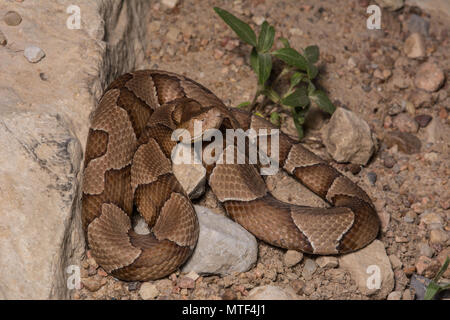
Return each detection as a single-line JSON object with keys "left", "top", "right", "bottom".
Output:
{"left": 322, "top": 108, "right": 376, "bottom": 165}
{"left": 181, "top": 206, "right": 258, "bottom": 276}
{"left": 0, "top": 0, "right": 152, "bottom": 299}
{"left": 339, "top": 240, "right": 394, "bottom": 299}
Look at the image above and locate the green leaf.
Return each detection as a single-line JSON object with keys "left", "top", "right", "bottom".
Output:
{"left": 281, "top": 86, "right": 310, "bottom": 107}
{"left": 292, "top": 107, "right": 308, "bottom": 139}
{"left": 279, "top": 37, "right": 291, "bottom": 48}
{"left": 261, "top": 87, "right": 280, "bottom": 103}
{"left": 250, "top": 47, "right": 258, "bottom": 74}
{"left": 257, "top": 21, "right": 275, "bottom": 53}
{"left": 257, "top": 52, "right": 272, "bottom": 86}
{"left": 290, "top": 72, "right": 304, "bottom": 88}
{"left": 236, "top": 101, "right": 251, "bottom": 108}
{"left": 214, "top": 7, "right": 257, "bottom": 47}
{"left": 254, "top": 112, "right": 264, "bottom": 117}
{"left": 272, "top": 47, "right": 308, "bottom": 71}
{"left": 424, "top": 282, "right": 441, "bottom": 300}
{"left": 304, "top": 45, "right": 319, "bottom": 63}
{"left": 270, "top": 111, "right": 280, "bottom": 126}
{"left": 307, "top": 63, "right": 318, "bottom": 79}
{"left": 309, "top": 89, "right": 335, "bottom": 114}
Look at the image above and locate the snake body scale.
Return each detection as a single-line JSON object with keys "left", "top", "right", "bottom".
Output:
{"left": 82, "top": 70, "right": 380, "bottom": 281}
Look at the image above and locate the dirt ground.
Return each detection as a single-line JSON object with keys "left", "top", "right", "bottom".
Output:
{"left": 74, "top": 0, "right": 449, "bottom": 300}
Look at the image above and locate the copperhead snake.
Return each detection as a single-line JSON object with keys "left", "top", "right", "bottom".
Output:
{"left": 81, "top": 70, "right": 380, "bottom": 281}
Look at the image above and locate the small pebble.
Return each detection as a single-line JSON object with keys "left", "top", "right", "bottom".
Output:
{"left": 383, "top": 155, "right": 396, "bottom": 168}
{"left": 127, "top": 282, "right": 140, "bottom": 291}
{"left": 367, "top": 172, "right": 377, "bottom": 185}
{"left": 161, "top": 0, "right": 178, "bottom": 9}
{"left": 429, "top": 229, "right": 448, "bottom": 245}
{"left": 139, "top": 283, "right": 159, "bottom": 299}
{"left": 414, "top": 114, "right": 432, "bottom": 127}
{"left": 404, "top": 33, "right": 425, "bottom": 59}
{"left": 222, "top": 289, "right": 237, "bottom": 300}
{"left": 387, "top": 291, "right": 402, "bottom": 300}
{"left": 284, "top": 250, "right": 303, "bottom": 267}
{"left": 177, "top": 276, "right": 195, "bottom": 289}
{"left": 302, "top": 259, "right": 318, "bottom": 280}
{"left": 418, "top": 243, "right": 434, "bottom": 258}
{"left": 24, "top": 46, "right": 46, "bottom": 63}
{"left": 4, "top": 11, "right": 22, "bottom": 26}
{"left": 316, "top": 256, "right": 339, "bottom": 268}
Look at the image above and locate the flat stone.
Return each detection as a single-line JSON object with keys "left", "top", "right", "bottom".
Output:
{"left": 181, "top": 206, "right": 258, "bottom": 276}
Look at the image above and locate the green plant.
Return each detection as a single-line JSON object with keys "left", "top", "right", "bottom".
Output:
{"left": 424, "top": 257, "right": 450, "bottom": 300}
{"left": 214, "top": 7, "right": 335, "bottom": 139}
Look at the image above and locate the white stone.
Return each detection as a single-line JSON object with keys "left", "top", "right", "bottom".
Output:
{"left": 162, "top": 0, "right": 178, "bottom": 9}
{"left": 181, "top": 206, "right": 258, "bottom": 276}
{"left": 24, "top": 46, "right": 46, "bottom": 63}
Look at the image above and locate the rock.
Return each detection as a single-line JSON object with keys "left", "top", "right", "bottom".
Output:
{"left": 302, "top": 259, "right": 318, "bottom": 280}
{"left": 166, "top": 26, "right": 180, "bottom": 42}
{"left": 391, "top": 69, "right": 411, "bottom": 89}
{"left": 410, "top": 274, "right": 430, "bottom": 300}
{"left": 316, "top": 256, "right": 339, "bottom": 268}
{"left": 0, "top": 30, "right": 7, "bottom": 46}
{"left": 406, "top": 14, "right": 429, "bottom": 36}
{"left": 367, "top": 172, "right": 377, "bottom": 185}
{"left": 184, "top": 270, "right": 199, "bottom": 281}
{"left": 414, "top": 62, "right": 445, "bottom": 92}
{"left": 424, "top": 118, "right": 445, "bottom": 145}
{"left": 389, "top": 255, "right": 403, "bottom": 270}
{"left": 139, "top": 283, "right": 159, "bottom": 300}
{"left": 388, "top": 104, "right": 404, "bottom": 116}
{"left": 0, "top": 112, "right": 83, "bottom": 299}
{"left": 436, "top": 248, "right": 450, "bottom": 278}
{"left": 172, "top": 143, "right": 206, "bottom": 199}
{"left": 393, "top": 113, "right": 419, "bottom": 133}
{"left": 409, "top": 91, "right": 435, "bottom": 108}
{"left": 383, "top": 155, "right": 396, "bottom": 168}
{"left": 24, "top": 46, "right": 46, "bottom": 63}
{"left": 414, "top": 114, "right": 432, "bottom": 127}
{"left": 387, "top": 291, "right": 402, "bottom": 300}
{"left": 404, "top": 33, "right": 425, "bottom": 59}
{"left": 402, "top": 289, "right": 413, "bottom": 300}
{"left": 383, "top": 131, "right": 421, "bottom": 154}
{"left": 415, "top": 256, "right": 440, "bottom": 277}
{"left": 429, "top": 229, "right": 448, "bottom": 245}
{"left": 3, "top": 11, "right": 22, "bottom": 26}
{"left": 0, "top": 0, "right": 152, "bottom": 299}
{"left": 420, "top": 212, "right": 443, "bottom": 226}
{"left": 284, "top": 250, "right": 303, "bottom": 267}
{"left": 177, "top": 276, "right": 195, "bottom": 289}
{"left": 82, "top": 277, "right": 105, "bottom": 292}
{"left": 127, "top": 282, "right": 140, "bottom": 291}
{"left": 161, "top": 0, "right": 179, "bottom": 9}
{"left": 339, "top": 240, "right": 394, "bottom": 299}
{"left": 181, "top": 206, "right": 258, "bottom": 276}
{"left": 375, "top": 0, "right": 404, "bottom": 11}
{"left": 246, "top": 285, "right": 298, "bottom": 300}
{"left": 403, "top": 211, "right": 416, "bottom": 223}
{"left": 321, "top": 108, "right": 376, "bottom": 165}
{"left": 418, "top": 243, "right": 434, "bottom": 258}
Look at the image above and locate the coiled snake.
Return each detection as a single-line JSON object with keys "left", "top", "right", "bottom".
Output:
{"left": 82, "top": 70, "right": 380, "bottom": 281}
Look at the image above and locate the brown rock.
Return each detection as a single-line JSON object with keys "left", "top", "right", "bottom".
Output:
{"left": 177, "top": 276, "right": 195, "bottom": 289}
{"left": 409, "top": 91, "right": 435, "bottom": 108}
{"left": 414, "top": 62, "right": 445, "bottom": 92}
{"left": 82, "top": 277, "right": 105, "bottom": 292}
{"left": 404, "top": 33, "right": 425, "bottom": 59}
{"left": 415, "top": 256, "right": 440, "bottom": 278}
{"left": 429, "top": 229, "right": 449, "bottom": 245}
